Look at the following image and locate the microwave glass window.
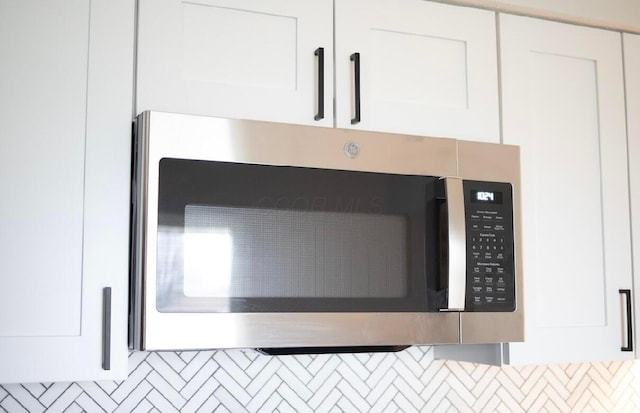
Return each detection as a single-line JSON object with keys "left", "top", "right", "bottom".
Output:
{"left": 182, "top": 205, "right": 408, "bottom": 298}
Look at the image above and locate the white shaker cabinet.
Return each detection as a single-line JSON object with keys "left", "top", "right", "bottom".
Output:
{"left": 334, "top": 0, "right": 500, "bottom": 142}
{"left": 136, "top": 0, "right": 334, "bottom": 127}
{"left": 499, "top": 15, "right": 633, "bottom": 364}
{"left": 0, "top": 0, "right": 134, "bottom": 382}
{"left": 624, "top": 32, "right": 640, "bottom": 357}
{"left": 137, "top": 0, "right": 500, "bottom": 142}
{"left": 438, "top": 14, "right": 633, "bottom": 366}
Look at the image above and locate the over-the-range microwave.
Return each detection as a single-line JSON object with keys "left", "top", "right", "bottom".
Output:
{"left": 129, "top": 111, "right": 524, "bottom": 353}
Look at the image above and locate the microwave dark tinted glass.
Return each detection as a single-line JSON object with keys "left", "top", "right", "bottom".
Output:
{"left": 155, "top": 158, "right": 442, "bottom": 313}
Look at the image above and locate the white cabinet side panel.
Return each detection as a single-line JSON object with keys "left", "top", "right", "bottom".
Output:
{"left": 624, "top": 32, "right": 640, "bottom": 359}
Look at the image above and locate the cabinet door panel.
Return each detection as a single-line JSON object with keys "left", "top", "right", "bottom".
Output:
{"left": 500, "top": 14, "right": 632, "bottom": 364}
{"left": 0, "top": 0, "right": 86, "bottom": 338}
{"left": 0, "top": 0, "right": 133, "bottom": 383}
{"left": 529, "top": 53, "right": 605, "bottom": 327}
{"left": 624, "top": 33, "right": 640, "bottom": 358}
{"left": 369, "top": 30, "right": 468, "bottom": 108}
{"left": 137, "top": 0, "right": 333, "bottom": 127}
{"left": 181, "top": 5, "right": 296, "bottom": 90}
{"left": 335, "top": 0, "right": 499, "bottom": 142}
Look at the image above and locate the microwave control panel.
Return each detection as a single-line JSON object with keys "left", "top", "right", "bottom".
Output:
{"left": 464, "top": 181, "right": 516, "bottom": 312}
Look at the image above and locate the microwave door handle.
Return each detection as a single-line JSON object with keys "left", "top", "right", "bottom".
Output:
{"left": 444, "top": 177, "right": 466, "bottom": 311}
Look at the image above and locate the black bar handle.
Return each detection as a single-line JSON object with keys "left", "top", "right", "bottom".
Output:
{"left": 350, "top": 52, "right": 361, "bottom": 125}
{"left": 314, "top": 47, "right": 324, "bottom": 121}
{"left": 102, "top": 287, "right": 112, "bottom": 370}
{"left": 620, "top": 289, "right": 633, "bottom": 352}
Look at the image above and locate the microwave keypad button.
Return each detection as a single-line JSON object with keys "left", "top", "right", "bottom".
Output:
{"left": 464, "top": 182, "right": 515, "bottom": 312}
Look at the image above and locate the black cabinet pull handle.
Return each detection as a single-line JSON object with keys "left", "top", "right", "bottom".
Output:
{"left": 102, "top": 287, "right": 112, "bottom": 370}
{"left": 350, "top": 52, "right": 361, "bottom": 125}
{"left": 314, "top": 47, "right": 324, "bottom": 121}
{"left": 620, "top": 289, "right": 633, "bottom": 352}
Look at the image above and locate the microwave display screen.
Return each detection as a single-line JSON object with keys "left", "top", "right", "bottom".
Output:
{"left": 471, "top": 190, "right": 503, "bottom": 204}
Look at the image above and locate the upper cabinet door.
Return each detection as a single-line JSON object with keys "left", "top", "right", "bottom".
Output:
{"left": 136, "top": 0, "right": 333, "bottom": 127}
{"left": 334, "top": 0, "right": 500, "bottom": 142}
{"left": 0, "top": 0, "right": 133, "bottom": 383}
{"left": 500, "top": 14, "right": 633, "bottom": 364}
{"left": 624, "top": 32, "right": 640, "bottom": 359}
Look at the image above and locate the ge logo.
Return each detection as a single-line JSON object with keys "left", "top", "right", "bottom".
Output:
{"left": 343, "top": 141, "right": 360, "bottom": 159}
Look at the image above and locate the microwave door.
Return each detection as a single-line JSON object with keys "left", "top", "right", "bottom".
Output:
{"left": 131, "top": 111, "right": 463, "bottom": 351}
{"left": 144, "top": 161, "right": 462, "bottom": 349}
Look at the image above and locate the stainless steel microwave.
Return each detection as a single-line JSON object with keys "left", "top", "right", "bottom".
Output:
{"left": 129, "top": 111, "right": 524, "bottom": 352}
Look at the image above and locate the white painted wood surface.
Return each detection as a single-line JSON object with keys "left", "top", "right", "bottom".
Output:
{"left": 500, "top": 14, "right": 633, "bottom": 364}
{"left": 624, "top": 32, "right": 640, "bottom": 359}
{"left": 136, "top": 0, "right": 333, "bottom": 127}
{"left": 0, "top": 0, "right": 86, "bottom": 339}
{"left": 441, "top": 0, "right": 640, "bottom": 33}
{"left": 0, "top": 0, "right": 134, "bottom": 383}
{"left": 334, "top": 0, "right": 500, "bottom": 142}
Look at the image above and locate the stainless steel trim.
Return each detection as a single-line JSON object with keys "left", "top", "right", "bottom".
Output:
{"left": 444, "top": 177, "right": 466, "bottom": 311}
{"left": 457, "top": 140, "right": 524, "bottom": 343}
{"left": 129, "top": 113, "right": 150, "bottom": 350}
{"left": 141, "top": 111, "right": 459, "bottom": 175}
{"left": 144, "top": 312, "right": 460, "bottom": 350}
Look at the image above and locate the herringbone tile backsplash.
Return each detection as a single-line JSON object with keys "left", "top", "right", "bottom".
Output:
{"left": 1, "top": 347, "right": 639, "bottom": 412}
